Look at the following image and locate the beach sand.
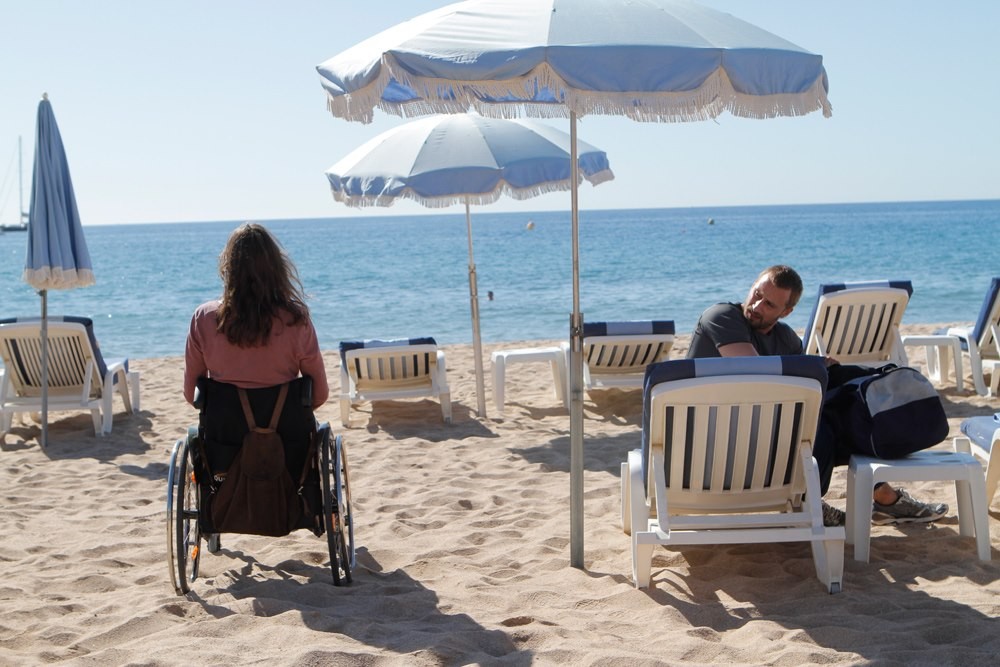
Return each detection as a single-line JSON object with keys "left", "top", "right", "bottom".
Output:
{"left": 1, "top": 324, "right": 998, "bottom": 665}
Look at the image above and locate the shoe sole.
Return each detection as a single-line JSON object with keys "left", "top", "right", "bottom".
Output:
{"left": 871, "top": 513, "right": 946, "bottom": 526}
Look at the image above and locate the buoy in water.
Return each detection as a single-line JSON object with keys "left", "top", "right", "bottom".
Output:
{"left": 707, "top": 218, "right": 715, "bottom": 225}
{"left": 526, "top": 220, "right": 535, "bottom": 230}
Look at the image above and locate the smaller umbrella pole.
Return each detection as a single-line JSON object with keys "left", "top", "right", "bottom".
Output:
{"left": 466, "top": 198, "right": 487, "bottom": 418}
{"left": 40, "top": 288, "right": 48, "bottom": 449}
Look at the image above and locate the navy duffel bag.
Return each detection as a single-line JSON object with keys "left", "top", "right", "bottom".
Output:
{"left": 826, "top": 364, "right": 949, "bottom": 459}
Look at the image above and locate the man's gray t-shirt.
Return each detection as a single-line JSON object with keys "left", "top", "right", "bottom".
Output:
{"left": 686, "top": 302, "right": 803, "bottom": 358}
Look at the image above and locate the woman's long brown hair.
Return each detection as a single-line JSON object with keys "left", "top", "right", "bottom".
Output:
{"left": 215, "top": 223, "right": 309, "bottom": 347}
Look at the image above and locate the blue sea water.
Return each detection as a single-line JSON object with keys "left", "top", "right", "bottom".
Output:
{"left": 0, "top": 199, "right": 996, "bottom": 360}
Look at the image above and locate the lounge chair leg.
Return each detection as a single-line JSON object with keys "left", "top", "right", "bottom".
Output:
{"left": 987, "top": 360, "right": 1000, "bottom": 398}
{"left": 128, "top": 371, "right": 140, "bottom": 412}
{"left": 955, "top": 475, "right": 992, "bottom": 561}
{"left": 811, "top": 537, "right": 845, "bottom": 593}
{"left": 492, "top": 354, "right": 506, "bottom": 414}
{"left": 93, "top": 409, "right": 105, "bottom": 436}
{"left": 621, "top": 462, "right": 631, "bottom": 535}
{"left": 632, "top": 538, "right": 654, "bottom": 589}
{"left": 440, "top": 392, "right": 452, "bottom": 423}
{"left": 101, "top": 387, "right": 114, "bottom": 434}
{"left": 340, "top": 397, "right": 351, "bottom": 428}
{"left": 114, "top": 371, "right": 132, "bottom": 416}
{"left": 968, "top": 346, "right": 989, "bottom": 397}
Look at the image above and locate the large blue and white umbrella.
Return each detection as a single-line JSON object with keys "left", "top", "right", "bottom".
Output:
{"left": 23, "top": 94, "right": 95, "bottom": 447}
{"left": 326, "top": 113, "right": 614, "bottom": 418}
{"left": 317, "top": 0, "right": 832, "bottom": 566}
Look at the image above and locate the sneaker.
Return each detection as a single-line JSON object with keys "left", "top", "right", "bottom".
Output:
{"left": 871, "top": 488, "right": 948, "bottom": 525}
{"left": 822, "top": 501, "right": 846, "bottom": 527}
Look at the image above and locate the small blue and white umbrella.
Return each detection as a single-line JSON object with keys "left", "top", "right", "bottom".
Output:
{"left": 326, "top": 114, "right": 613, "bottom": 418}
{"left": 23, "top": 94, "right": 95, "bottom": 447}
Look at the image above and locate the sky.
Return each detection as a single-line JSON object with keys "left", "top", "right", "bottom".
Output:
{"left": 1, "top": 1, "right": 998, "bottom": 226}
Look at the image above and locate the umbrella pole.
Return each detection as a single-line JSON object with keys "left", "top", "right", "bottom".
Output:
{"left": 40, "top": 288, "right": 48, "bottom": 449}
{"left": 569, "top": 112, "right": 584, "bottom": 568}
{"left": 466, "top": 198, "right": 487, "bottom": 418}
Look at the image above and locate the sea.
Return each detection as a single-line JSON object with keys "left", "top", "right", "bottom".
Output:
{"left": 0, "top": 199, "right": 996, "bottom": 360}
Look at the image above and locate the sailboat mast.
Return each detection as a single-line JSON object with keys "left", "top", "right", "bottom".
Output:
{"left": 18, "top": 136, "right": 26, "bottom": 223}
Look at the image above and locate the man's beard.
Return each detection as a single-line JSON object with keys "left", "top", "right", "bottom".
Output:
{"left": 744, "top": 306, "right": 771, "bottom": 331}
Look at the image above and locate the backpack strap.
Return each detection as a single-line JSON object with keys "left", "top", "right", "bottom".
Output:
{"left": 269, "top": 383, "right": 290, "bottom": 430}
{"left": 237, "top": 383, "right": 289, "bottom": 433}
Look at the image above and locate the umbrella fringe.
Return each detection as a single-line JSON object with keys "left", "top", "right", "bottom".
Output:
{"left": 22, "top": 267, "right": 95, "bottom": 290}
{"left": 723, "top": 74, "right": 834, "bottom": 120}
{"left": 325, "top": 58, "right": 832, "bottom": 123}
{"left": 330, "top": 172, "right": 613, "bottom": 209}
{"left": 586, "top": 168, "right": 614, "bottom": 187}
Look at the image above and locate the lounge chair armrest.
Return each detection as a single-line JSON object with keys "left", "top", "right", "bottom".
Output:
{"left": 102, "top": 356, "right": 128, "bottom": 375}
{"left": 627, "top": 448, "right": 647, "bottom": 535}
{"left": 798, "top": 440, "right": 826, "bottom": 530}
{"left": 430, "top": 350, "right": 448, "bottom": 387}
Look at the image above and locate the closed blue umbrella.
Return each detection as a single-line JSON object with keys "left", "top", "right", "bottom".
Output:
{"left": 326, "top": 114, "right": 613, "bottom": 418}
{"left": 317, "top": 0, "right": 832, "bottom": 566}
{"left": 23, "top": 94, "right": 95, "bottom": 448}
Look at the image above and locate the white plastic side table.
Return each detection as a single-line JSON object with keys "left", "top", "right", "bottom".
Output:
{"left": 491, "top": 347, "right": 568, "bottom": 415}
{"left": 899, "top": 334, "right": 964, "bottom": 392}
{"left": 846, "top": 450, "right": 990, "bottom": 562}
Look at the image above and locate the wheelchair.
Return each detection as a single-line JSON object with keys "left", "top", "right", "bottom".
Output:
{"left": 166, "top": 376, "right": 354, "bottom": 594}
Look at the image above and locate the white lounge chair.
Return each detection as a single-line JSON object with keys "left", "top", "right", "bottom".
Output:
{"left": 563, "top": 320, "right": 674, "bottom": 391}
{"left": 954, "top": 414, "right": 1000, "bottom": 508}
{"left": 0, "top": 316, "right": 139, "bottom": 435}
{"left": 802, "top": 280, "right": 911, "bottom": 367}
{"left": 338, "top": 337, "right": 452, "bottom": 427}
{"left": 945, "top": 278, "right": 1000, "bottom": 397}
{"left": 622, "top": 355, "right": 844, "bottom": 593}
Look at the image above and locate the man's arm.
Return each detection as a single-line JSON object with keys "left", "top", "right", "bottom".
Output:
{"left": 696, "top": 304, "right": 758, "bottom": 357}
{"left": 718, "top": 342, "right": 759, "bottom": 357}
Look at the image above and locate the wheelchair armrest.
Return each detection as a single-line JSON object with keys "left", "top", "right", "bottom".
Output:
{"left": 193, "top": 377, "right": 207, "bottom": 409}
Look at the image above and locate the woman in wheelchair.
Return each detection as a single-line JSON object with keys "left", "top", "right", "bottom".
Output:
{"left": 167, "top": 223, "right": 353, "bottom": 594}
{"left": 183, "top": 222, "right": 328, "bottom": 408}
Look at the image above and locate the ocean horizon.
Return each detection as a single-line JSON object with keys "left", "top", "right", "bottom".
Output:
{"left": 1, "top": 198, "right": 997, "bottom": 360}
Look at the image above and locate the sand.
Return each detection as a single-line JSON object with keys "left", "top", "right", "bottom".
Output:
{"left": 1, "top": 324, "right": 998, "bottom": 666}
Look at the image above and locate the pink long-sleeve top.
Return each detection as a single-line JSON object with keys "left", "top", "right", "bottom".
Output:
{"left": 183, "top": 300, "right": 329, "bottom": 408}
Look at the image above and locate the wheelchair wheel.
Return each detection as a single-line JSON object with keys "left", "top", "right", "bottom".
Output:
{"left": 321, "top": 429, "right": 354, "bottom": 585}
{"left": 334, "top": 435, "right": 356, "bottom": 576}
{"left": 167, "top": 433, "right": 202, "bottom": 594}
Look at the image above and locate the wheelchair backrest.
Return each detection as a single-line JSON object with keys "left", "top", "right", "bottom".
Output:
{"left": 195, "top": 376, "right": 317, "bottom": 476}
